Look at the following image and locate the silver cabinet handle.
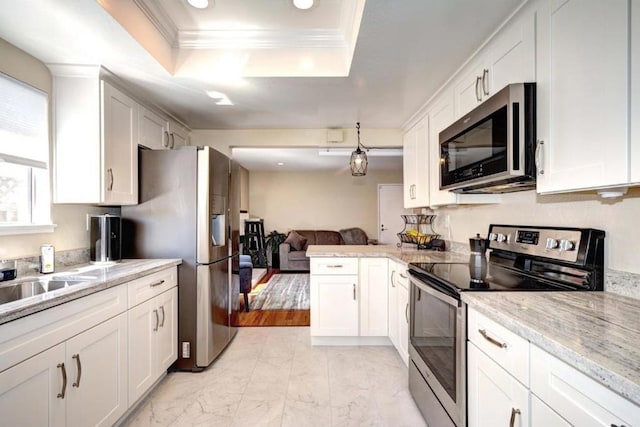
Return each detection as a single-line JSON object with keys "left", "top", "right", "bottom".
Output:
{"left": 509, "top": 408, "right": 521, "bottom": 427}
{"left": 164, "top": 130, "right": 170, "bottom": 148}
{"left": 170, "top": 133, "right": 176, "bottom": 149}
{"left": 326, "top": 265, "right": 344, "bottom": 269}
{"left": 159, "top": 305, "right": 166, "bottom": 328}
{"left": 150, "top": 279, "right": 165, "bottom": 288}
{"left": 353, "top": 284, "right": 356, "bottom": 300}
{"left": 72, "top": 354, "right": 82, "bottom": 388}
{"left": 399, "top": 273, "right": 408, "bottom": 279}
{"left": 475, "top": 76, "right": 483, "bottom": 102}
{"left": 405, "top": 303, "right": 409, "bottom": 323}
{"left": 107, "top": 168, "right": 114, "bottom": 191}
{"left": 482, "top": 69, "right": 489, "bottom": 96}
{"left": 479, "top": 329, "right": 508, "bottom": 349}
{"left": 535, "top": 140, "right": 545, "bottom": 175}
{"left": 390, "top": 270, "right": 396, "bottom": 287}
{"left": 153, "top": 309, "right": 159, "bottom": 332}
{"left": 57, "top": 363, "right": 67, "bottom": 399}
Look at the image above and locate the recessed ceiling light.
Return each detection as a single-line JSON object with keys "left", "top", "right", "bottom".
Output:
{"left": 277, "top": 162, "right": 285, "bottom": 166}
{"left": 187, "top": 0, "right": 209, "bottom": 9}
{"left": 293, "top": 0, "right": 314, "bottom": 10}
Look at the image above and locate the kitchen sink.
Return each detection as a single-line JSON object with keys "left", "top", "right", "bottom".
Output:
{"left": 0, "top": 276, "right": 96, "bottom": 305}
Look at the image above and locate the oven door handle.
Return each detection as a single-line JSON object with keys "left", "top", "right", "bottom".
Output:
{"left": 410, "top": 276, "right": 460, "bottom": 307}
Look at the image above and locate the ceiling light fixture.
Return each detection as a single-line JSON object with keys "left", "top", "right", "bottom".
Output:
{"left": 293, "top": 0, "right": 314, "bottom": 10}
{"left": 350, "top": 122, "right": 368, "bottom": 177}
{"left": 187, "top": 0, "right": 209, "bottom": 9}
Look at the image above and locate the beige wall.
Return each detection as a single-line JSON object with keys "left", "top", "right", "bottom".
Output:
{"left": 0, "top": 38, "right": 112, "bottom": 260}
{"left": 249, "top": 169, "right": 403, "bottom": 239}
{"left": 432, "top": 187, "right": 640, "bottom": 274}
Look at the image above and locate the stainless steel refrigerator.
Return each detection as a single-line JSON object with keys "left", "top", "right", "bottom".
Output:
{"left": 122, "top": 146, "right": 239, "bottom": 371}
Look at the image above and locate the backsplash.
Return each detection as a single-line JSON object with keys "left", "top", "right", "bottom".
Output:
{"left": 7, "top": 248, "right": 89, "bottom": 277}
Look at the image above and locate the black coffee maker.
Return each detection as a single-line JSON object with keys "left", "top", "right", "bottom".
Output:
{"left": 469, "top": 233, "right": 488, "bottom": 282}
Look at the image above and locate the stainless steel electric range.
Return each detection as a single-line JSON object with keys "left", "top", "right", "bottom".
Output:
{"left": 407, "top": 224, "right": 605, "bottom": 427}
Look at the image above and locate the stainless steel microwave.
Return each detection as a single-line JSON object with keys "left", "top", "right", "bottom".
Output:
{"left": 439, "top": 83, "right": 536, "bottom": 193}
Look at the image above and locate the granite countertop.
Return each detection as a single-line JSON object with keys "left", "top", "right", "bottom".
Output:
{"left": 0, "top": 258, "right": 181, "bottom": 325}
{"left": 462, "top": 291, "right": 640, "bottom": 405}
{"left": 305, "top": 244, "right": 470, "bottom": 265}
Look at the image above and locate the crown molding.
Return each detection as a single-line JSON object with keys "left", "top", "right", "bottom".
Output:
{"left": 133, "top": 0, "right": 179, "bottom": 47}
{"left": 178, "top": 29, "right": 348, "bottom": 50}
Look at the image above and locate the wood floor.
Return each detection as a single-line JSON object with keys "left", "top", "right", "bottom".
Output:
{"left": 234, "top": 268, "right": 311, "bottom": 327}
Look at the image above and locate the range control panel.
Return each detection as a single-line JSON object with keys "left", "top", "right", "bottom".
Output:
{"left": 488, "top": 225, "right": 582, "bottom": 263}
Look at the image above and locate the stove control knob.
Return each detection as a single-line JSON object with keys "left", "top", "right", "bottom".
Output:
{"left": 488, "top": 232, "right": 497, "bottom": 241}
{"left": 496, "top": 233, "right": 508, "bottom": 243}
{"left": 546, "top": 238, "right": 559, "bottom": 249}
{"left": 559, "top": 239, "right": 575, "bottom": 251}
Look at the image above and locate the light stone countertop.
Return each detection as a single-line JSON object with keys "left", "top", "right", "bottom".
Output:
{"left": 462, "top": 291, "right": 640, "bottom": 405}
{"left": 305, "top": 244, "right": 470, "bottom": 265}
{"left": 0, "top": 258, "right": 181, "bottom": 325}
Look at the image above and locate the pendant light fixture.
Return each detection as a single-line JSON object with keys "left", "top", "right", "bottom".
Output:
{"left": 350, "top": 122, "right": 368, "bottom": 176}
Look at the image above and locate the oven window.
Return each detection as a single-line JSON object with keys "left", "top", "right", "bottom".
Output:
{"left": 410, "top": 285, "right": 458, "bottom": 402}
{"left": 441, "top": 105, "right": 508, "bottom": 173}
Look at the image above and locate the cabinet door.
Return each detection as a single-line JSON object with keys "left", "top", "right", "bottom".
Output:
{"left": 531, "top": 395, "right": 570, "bottom": 427}
{"left": 310, "top": 275, "right": 358, "bottom": 336}
{"left": 0, "top": 344, "right": 66, "bottom": 427}
{"left": 631, "top": 1, "right": 640, "bottom": 184}
{"left": 467, "top": 343, "right": 529, "bottom": 427}
{"left": 537, "top": 0, "right": 630, "bottom": 193}
{"left": 428, "top": 92, "right": 458, "bottom": 206}
{"left": 388, "top": 267, "right": 399, "bottom": 350}
{"left": 403, "top": 116, "right": 430, "bottom": 208}
{"left": 139, "top": 106, "right": 169, "bottom": 150}
{"left": 487, "top": 10, "right": 535, "bottom": 94}
{"left": 156, "top": 287, "right": 178, "bottom": 373}
{"left": 403, "top": 125, "right": 418, "bottom": 207}
{"left": 102, "top": 81, "right": 139, "bottom": 205}
{"left": 66, "top": 313, "right": 128, "bottom": 427}
{"left": 359, "top": 258, "right": 389, "bottom": 336}
{"left": 397, "top": 281, "right": 409, "bottom": 366}
{"left": 454, "top": 63, "right": 485, "bottom": 119}
{"left": 168, "top": 120, "right": 189, "bottom": 148}
{"left": 128, "top": 298, "right": 156, "bottom": 405}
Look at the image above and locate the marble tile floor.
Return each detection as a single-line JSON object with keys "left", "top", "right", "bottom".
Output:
{"left": 124, "top": 327, "right": 427, "bottom": 427}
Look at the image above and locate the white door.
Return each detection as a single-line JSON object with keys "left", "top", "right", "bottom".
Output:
{"left": 66, "top": 313, "right": 128, "bottom": 427}
{"left": 128, "top": 298, "right": 156, "bottom": 405}
{"left": 156, "top": 287, "right": 178, "bottom": 372}
{"left": 359, "top": 258, "right": 389, "bottom": 337}
{"left": 378, "top": 184, "right": 412, "bottom": 245}
{"left": 388, "top": 264, "right": 399, "bottom": 350}
{"left": 310, "top": 275, "right": 359, "bottom": 336}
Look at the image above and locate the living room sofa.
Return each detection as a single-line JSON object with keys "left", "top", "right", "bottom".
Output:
{"left": 279, "top": 228, "right": 375, "bottom": 271}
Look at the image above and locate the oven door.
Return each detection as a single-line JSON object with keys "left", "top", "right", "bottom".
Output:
{"left": 409, "top": 275, "right": 466, "bottom": 427}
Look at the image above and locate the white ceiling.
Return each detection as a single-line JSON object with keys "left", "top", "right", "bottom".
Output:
{"left": 0, "top": 0, "right": 525, "bottom": 131}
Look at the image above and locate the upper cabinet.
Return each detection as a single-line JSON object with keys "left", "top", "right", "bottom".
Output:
{"left": 403, "top": 116, "right": 430, "bottom": 208}
{"left": 139, "top": 108, "right": 189, "bottom": 150}
{"left": 454, "top": 10, "right": 536, "bottom": 119}
{"left": 536, "top": 0, "right": 638, "bottom": 194}
{"left": 167, "top": 119, "right": 189, "bottom": 148}
{"left": 51, "top": 65, "right": 138, "bottom": 205}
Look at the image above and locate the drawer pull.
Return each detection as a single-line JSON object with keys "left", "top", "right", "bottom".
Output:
{"left": 509, "top": 408, "right": 521, "bottom": 427}
{"left": 57, "top": 363, "right": 67, "bottom": 399}
{"left": 326, "top": 264, "right": 343, "bottom": 268}
{"left": 72, "top": 354, "right": 82, "bottom": 388}
{"left": 150, "top": 279, "right": 165, "bottom": 287}
{"left": 479, "top": 329, "right": 507, "bottom": 349}
{"left": 399, "top": 273, "right": 408, "bottom": 279}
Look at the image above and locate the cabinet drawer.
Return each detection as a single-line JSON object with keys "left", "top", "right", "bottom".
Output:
{"left": 310, "top": 258, "right": 358, "bottom": 275}
{"left": 530, "top": 344, "right": 640, "bottom": 426}
{"left": 127, "top": 267, "right": 177, "bottom": 308}
{"left": 467, "top": 308, "right": 529, "bottom": 386}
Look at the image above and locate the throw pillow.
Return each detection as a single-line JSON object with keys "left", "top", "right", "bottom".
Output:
{"left": 285, "top": 230, "right": 308, "bottom": 251}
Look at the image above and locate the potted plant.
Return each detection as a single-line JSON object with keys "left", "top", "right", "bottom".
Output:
{"left": 265, "top": 230, "right": 287, "bottom": 269}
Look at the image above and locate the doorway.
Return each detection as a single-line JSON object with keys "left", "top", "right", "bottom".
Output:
{"left": 378, "top": 184, "right": 413, "bottom": 245}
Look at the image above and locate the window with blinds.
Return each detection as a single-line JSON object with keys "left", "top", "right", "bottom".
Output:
{"left": 0, "top": 72, "right": 52, "bottom": 232}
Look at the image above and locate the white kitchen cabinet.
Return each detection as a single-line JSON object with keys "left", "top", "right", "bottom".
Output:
{"left": 536, "top": 0, "right": 632, "bottom": 194}
{"left": 139, "top": 106, "right": 169, "bottom": 150}
{"left": 427, "top": 92, "right": 458, "bottom": 206}
{"left": 467, "top": 342, "right": 529, "bottom": 427}
{"left": 310, "top": 274, "right": 358, "bottom": 337}
{"left": 531, "top": 395, "right": 570, "bottom": 427}
{"left": 387, "top": 265, "right": 399, "bottom": 350}
{"left": 403, "top": 116, "right": 430, "bottom": 208}
{"left": 0, "top": 344, "right": 66, "bottom": 426}
{"left": 128, "top": 286, "right": 178, "bottom": 405}
{"left": 167, "top": 119, "right": 189, "bottom": 148}
{"left": 359, "top": 258, "right": 388, "bottom": 337}
{"left": 0, "top": 314, "right": 128, "bottom": 427}
{"left": 454, "top": 61, "right": 488, "bottom": 119}
{"left": 530, "top": 344, "right": 640, "bottom": 427}
{"left": 50, "top": 65, "right": 138, "bottom": 205}
{"left": 388, "top": 260, "right": 409, "bottom": 365}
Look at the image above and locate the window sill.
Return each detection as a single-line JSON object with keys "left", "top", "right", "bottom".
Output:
{"left": 0, "top": 224, "right": 58, "bottom": 236}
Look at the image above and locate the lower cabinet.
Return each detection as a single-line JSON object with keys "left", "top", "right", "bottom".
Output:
{"left": 388, "top": 260, "right": 409, "bottom": 365}
{"left": 467, "top": 342, "right": 529, "bottom": 427}
{"left": 0, "top": 313, "right": 128, "bottom": 427}
{"left": 128, "top": 286, "right": 178, "bottom": 405}
{"left": 397, "top": 280, "right": 409, "bottom": 365}
{"left": 359, "top": 258, "right": 388, "bottom": 337}
{"left": 310, "top": 274, "right": 358, "bottom": 337}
